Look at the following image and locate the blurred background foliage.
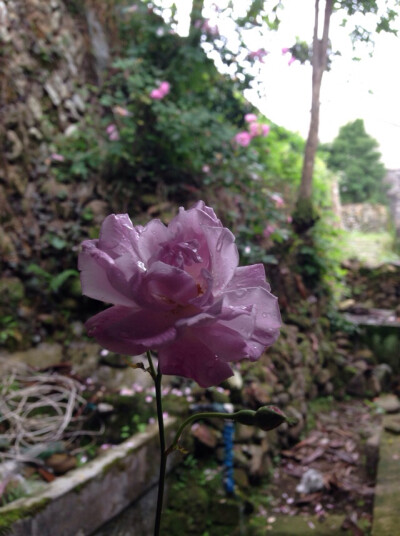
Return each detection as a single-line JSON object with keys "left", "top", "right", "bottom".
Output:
{"left": 1, "top": 0, "right": 393, "bottom": 351}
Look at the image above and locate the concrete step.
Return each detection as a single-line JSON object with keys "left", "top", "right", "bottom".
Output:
{"left": 372, "top": 413, "right": 400, "bottom": 535}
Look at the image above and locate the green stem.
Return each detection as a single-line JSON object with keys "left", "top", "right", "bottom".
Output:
{"left": 147, "top": 351, "right": 166, "bottom": 536}
{"left": 166, "top": 411, "right": 235, "bottom": 455}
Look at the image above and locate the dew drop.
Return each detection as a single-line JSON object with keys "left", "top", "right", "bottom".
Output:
{"left": 137, "top": 261, "right": 147, "bottom": 272}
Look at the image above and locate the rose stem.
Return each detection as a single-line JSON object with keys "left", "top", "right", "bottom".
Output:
{"left": 146, "top": 351, "right": 166, "bottom": 536}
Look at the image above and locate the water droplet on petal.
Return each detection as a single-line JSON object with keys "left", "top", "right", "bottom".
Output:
{"left": 137, "top": 261, "right": 147, "bottom": 272}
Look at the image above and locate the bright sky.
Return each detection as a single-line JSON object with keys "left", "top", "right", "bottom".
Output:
{"left": 161, "top": 0, "right": 400, "bottom": 169}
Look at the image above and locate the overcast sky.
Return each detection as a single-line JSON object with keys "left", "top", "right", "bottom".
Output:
{"left": 165, "top": 0, "right": 400, "bottom": 169}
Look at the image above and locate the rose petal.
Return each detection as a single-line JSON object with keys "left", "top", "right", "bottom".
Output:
{"left": 79, "top": 242, "right": 136, "bottom": 306}
{"left": 226, "top": 264, "right": 271, "bottom": 292}
{"left": 137, "top": 219, "right": 170, "bottom": 263}
{"left": 193, "top": 323, "right": 248, "bottom": 361}
{"left": 85, "top": 306, "right": 177, "bottom": 355}
{"left": 158, "top": 336, "right": 234, "bottom": 387}
{"left": 204, "top": 226, "right": 239, "bottom": 293}
{"left": 98, "top": 214, "right": 140, "bottom": 260}
{"left": 222, "top": 286, "right": 281, "bottom": 347}
{"left": 143, "top": 261, "right": 199, "bottom": 306}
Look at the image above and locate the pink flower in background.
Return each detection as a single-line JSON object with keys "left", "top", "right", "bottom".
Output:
{"left": 263, "top": 224, "right": 276, "bottom": 239}
{"left": 249, "top": 122, "right": 261, "bottom": 137}
{"left": 270, "top": 193, "right": 284, "bottom": 208}
{"left": 159, "top": 81, "right": 170, "bottom": 96}
{"left": 249, "top": 123, "right": 270, "bottom": 138}
{"left": 244, "top": 113, "right": 257, "bottom": 123}
{"left": 150, "top": 81, "right": 171, "bottom": 100}
{"left": 248, "top": 49, "right": 268, "bottom": 62}
{"left": 234, "top": 131, "right": 252, "bottom": 147}
{"left": 50, "top": 153, "right": 65, "bottom": 162}
{"left": 150, "top": 89, "right": 164, "bottom": 100}
{"left": 106, "top": 124, "right": 119, "bottom": 141}
{"left": 261, "top": 124, "right": 270, "bottom": 137}
{"left": 79, "top": 202, "right": 281, "bottom": 387}
{"left": 202, "top": 165, "right": 211, "bottom": 173}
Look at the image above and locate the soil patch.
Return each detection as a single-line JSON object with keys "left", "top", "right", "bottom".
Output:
{"left": 263, "top": 399, "right": 382, "bottom": 535}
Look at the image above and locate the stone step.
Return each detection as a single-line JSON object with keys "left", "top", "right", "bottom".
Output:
{"left": 371, "top": 413, "right": 400, "bottom": 535}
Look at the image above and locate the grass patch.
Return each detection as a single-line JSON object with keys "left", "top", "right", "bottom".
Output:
{"left": 337, "top": 230, "right": 400, "bottom": 266}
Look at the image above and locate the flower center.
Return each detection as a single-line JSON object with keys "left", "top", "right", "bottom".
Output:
{"left": 159, "top": 239, "right": 202, "bottom": 269}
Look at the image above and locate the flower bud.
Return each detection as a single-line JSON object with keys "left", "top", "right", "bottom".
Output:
{"left": 254, "top": 406, "right": 287, "bottom": 431}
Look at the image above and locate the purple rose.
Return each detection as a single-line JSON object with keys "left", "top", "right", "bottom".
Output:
{"left": 78, "top": 202, "right": 281, "bottom": 387}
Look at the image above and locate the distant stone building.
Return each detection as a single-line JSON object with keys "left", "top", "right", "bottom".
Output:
{"left": 384, "top": 170, "right": 400, "bottom": 241}
{"left": 340, "top": 203, "right": 389, "bottom": 232}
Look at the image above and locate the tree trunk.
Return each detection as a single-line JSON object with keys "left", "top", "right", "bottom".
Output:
{"left": 189, "top": 0, "right": 205, "bottom": 45}
{"left": 294, "top": 0, "right": 333, "bottom": 231}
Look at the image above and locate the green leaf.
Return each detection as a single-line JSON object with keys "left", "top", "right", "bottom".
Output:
{"left": 49, "top": 270, "right": 79, "bottom": 292}
{"left": 27, "top": 264, "right": 51, "bottom": 280}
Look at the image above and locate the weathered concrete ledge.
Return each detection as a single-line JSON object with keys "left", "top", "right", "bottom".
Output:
{"left": 0, "top": 417, "right": 178, "bottom": 536}
{"left": 372, "top": 414, "right": 400, "bottom": 535}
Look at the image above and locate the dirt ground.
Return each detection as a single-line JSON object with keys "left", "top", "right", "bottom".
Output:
{"left": 264, "top": 399, "right": 382, "bottom": 535}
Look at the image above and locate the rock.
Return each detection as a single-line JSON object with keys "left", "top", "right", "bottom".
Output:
{"left": 5, "top": 130, "right": 23, "bottom": 161}
{"left": 72, "top": 93, "right": 85, "bottom": 112}
{"left": 191, "top": 423, "right": 219, "bottom": 449}
{"left": 235, "top": 423, "right": 256, "bottom": 442}
{"left": 316, "top": 368, "right": 331, "bottom": 386}
{"left": 384, "top": 417, "right": 400, "bottom": 435}
{"left": 354, "top": 348, "right": 375, "bottom": 362}
{"left": 28, "top": 126, "right": 43, "bottom": 140}
{"left": 374, "top": 394, "right": 400, "bottom": 414}
{"left": 0, "top": 0, "right": 11, "bottom": 43}
{"left": 64, "top": 98, "right": 81, "bottom": 120}
{"left": 45, "top": 453, "right": 77, "bottom": 475}
{"left": 247, "top": 444, "right": 271, "bottom": 483}
{"left": 335, "top": 338, "right": 352, "bottom": 349}
{"left": 1, "top": 343, "right": 64, "bottom": 372}
{"left": 44, "top": 80, "right": 62, "bottom": 106}
{"left": 27, "top": 94, "right": 43, "bottom": 121}
{"left": 243, "top": 381, "right": 273, "bottom": 406}
{"left": 296, "top": 468, "right": 325, "bottom": 494}
{"left": 373, "top": 364, "right": 392, "bottom": 393}
{"left": 338, "top": 299, "right": 356, "bottom": 311}
{"left": 346, "top": 371, "right": 367, "bottom": 397}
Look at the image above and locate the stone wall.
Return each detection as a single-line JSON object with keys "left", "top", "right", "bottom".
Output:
{"left": 341, "top": 203, "right": 389, "bottom": 232}
{"left": 384, "top": 169, "right": 400, "bottom": 241}
{"left": 344, "top": 260, "right": 400, "bottom": 311}
{"left": 0, "top": 1, "right": 121, "bottom": 348}
{"left": 1, "top": 0, "right": 93, "bottom": 263}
